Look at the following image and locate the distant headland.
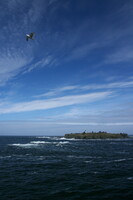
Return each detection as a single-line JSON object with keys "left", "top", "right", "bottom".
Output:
{"left": 64, "top": 131, "right": 129, "bottom": 139}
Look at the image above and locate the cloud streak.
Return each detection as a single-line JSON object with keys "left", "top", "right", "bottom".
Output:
{"left": 35, "top": 85, "right": 79, "bottom": 98}
{"left": 34, "top": 79, "right": 133, "bottom": 99}
{"left": 0, "top": 0, "right": 51, "bottom": 86}
{"left": 52, "top": 122, "right": 133, "bottom": 126}
{"left": 0, "top": 91, "right": 111, "bottom": 114}
{"left": 0, "top": 49, "right": 33, "bottom": 85}
{"left": 1, "top": 0, "right": 133, "bottom": 87}
{"left": 105, "top": 47, "right": 133, "bottom": 64}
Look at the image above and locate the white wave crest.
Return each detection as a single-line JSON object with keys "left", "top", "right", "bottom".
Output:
{"left": 9, "top": 143, "right": 38, "bottom": 148}
{"left": 37, "top": 136, "right": 51, "bottom": 139}
{"left": 127, "top": 177, "right": 133, "bottom": 180}
{"left": 58, "top": 141, "right": 69, "bottom": 144}
{"left": 31, "top": 141, "right": 51, "bottom": 144}
{"left": 9, "top": 140, "right": 70, "bottom": 148}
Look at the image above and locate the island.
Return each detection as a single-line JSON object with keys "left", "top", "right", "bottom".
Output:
{"left": 64, "top": 131, "right": 129, "bottom": 139}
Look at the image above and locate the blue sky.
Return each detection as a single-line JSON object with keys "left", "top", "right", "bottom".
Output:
{"left": 0, "top": 0, "right": 133, "bottom": 135}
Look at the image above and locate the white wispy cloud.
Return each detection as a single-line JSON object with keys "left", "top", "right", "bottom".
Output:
{"left": 105, "top": 46, "right": 133, "bottom": 64}
{"left": 0, "top": 50, "right": 33, "bottom": 86}
{"left": 62, "top": 2, "right": 133, "bottom": 65}
{"left": 0, "top": 0, "right": 52, "bottom": 85}
{"left": 48, "top": 0, "right": 59, "bottom": 5}
{"left": 65, "top": 42, "right": 98, "bottom": 62}
{"left": 33, "top": 100, "right": 133, "bottom": 130}
{"left": 34, "top": 79, "right": 133, "bottom": 99}
{"left": 35, "top": 85, "right": 79, "bottom": 98}
{"left": 1, "top": 0, "right": 133, "bottom": 87}
{"left": 0, "top": 120, "right": 132, "bottom": 136}
{"left": 23, "top": 56, "right": 54, "bottom": 74}
{"left": 82, "top": 80, "right": 133, "bottom": 90}
{"left": 53, "top": 122, "right": 133, "bottom": 126}
{"left": 0, "top": 91, "right": 111, "bottom": 114}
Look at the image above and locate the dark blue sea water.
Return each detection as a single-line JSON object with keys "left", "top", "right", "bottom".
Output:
{"left": 0, "top": 136, "right": 133, "bottom": 200}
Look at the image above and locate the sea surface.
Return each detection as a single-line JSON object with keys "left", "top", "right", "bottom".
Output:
{"left": 0, "top": 136, "right": 133, "bottom": 200}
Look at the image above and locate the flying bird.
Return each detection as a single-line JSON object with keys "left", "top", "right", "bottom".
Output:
{"left": 26, "top": 32, "right": 35, "bottom": 41}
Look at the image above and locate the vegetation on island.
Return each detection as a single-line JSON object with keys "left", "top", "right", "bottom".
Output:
{"left": 65, "top": 131, "right": 129, "bottom": 139}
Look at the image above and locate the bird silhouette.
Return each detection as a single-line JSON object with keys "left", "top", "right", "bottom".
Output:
{"left": 26, "top": 32, "right": 35, "bottom": 41}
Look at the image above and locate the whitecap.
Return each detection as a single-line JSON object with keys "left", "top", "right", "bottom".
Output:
{"left": 30, "top": 141, "right": 69, "bottom": 145}
{"left": 113, "top": 158, "right": 127, "bottom": 162}
{"left": 37, "top": 136, "right": 50, "bottom": 139}
{"left": 113, "top": 158, "right": 133, "bottom": 162}
{"left": 92, "top": 158, "right": 133, "bottom": 164}
{"left": 58, "top": 137, "right": 79, "bottom": 141}
{"left": 56, "top": 141, "right": 70, "bottom": 146}
{"left": 9, "top": 143, "right": 38, "bottom": 148}
{"left": 96, "top": 159, "right": 127, "bottom": 164}
{"left": 52, "top": 137, "right": 76, "bottom": 141}
{"left": 67, "top": 155, "right": 100, "bottom": 159}
{"left": 127, "top": 177, "right": 133, "bottom": 180}
{"left": 30, "top": 141, "right": 59, "bottom": 145}
{"left": 9, "top": 140, "right": 70, "bottom": 148}
{"left": 30, "top": 141, "right": 50, "bottom": 144}
{"left": 0, "top": 156, "right": 12, "bottom": 159}
{"left": 84, "top": 160, "right": 93, "bottom": 163}
{"left": 64, "top": 138, "right": 78, "bottom": 141}
{"left": 60, "top": 137, "right": 66, "bottom": 140}
{"left": 58, "top": 141, "right": 69, "bottom": 144}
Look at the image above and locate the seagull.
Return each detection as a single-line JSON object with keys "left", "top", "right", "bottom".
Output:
{"left": 26, "top": 32, "right": 35, "bottom": 41}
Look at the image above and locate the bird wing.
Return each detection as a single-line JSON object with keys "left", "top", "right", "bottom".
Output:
{"left": 26, "top": 35, "right": 29, "bottom": 41}
{"left": 30, "top": 32, "right": 34, "bottom": 38}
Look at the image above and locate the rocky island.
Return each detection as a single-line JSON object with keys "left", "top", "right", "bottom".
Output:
{"left": 65, "top": 131, "right": 129, "bottom": 139}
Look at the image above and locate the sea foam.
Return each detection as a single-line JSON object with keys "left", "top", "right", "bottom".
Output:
{"left": 9, "top": 140, "right": 69, "bottom": 148}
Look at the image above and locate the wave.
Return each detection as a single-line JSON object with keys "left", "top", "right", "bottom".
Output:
{"left": 58, "top": 141, "right": 69, "bottom": 144}
{"left": 9, "top": 143, "right": 39, "bottom": 148}
{"left": 8, "top": 141, "right": 70, "bottom": 148}
{"left": 115, "top": 158, "right": 133, "bottom": 162}
{"left": 84, "top": 160, "right": 93, "bottom": 163}
{"left": 37, "top": 136, "right": 71, "bottom": 140}
{"left": 127, "top": 177, "right": 133, "bottom": 180}
{"left": 31, "top": 141, "right": 69, "bottom": 144}
{"left": 31, "top": 141, "right": 53, "bottom": 144}
{"left": 84, "top": 158, "right": 133, "bottom": 164}
{"left": 61, "top": 138, "right": 79, "bottom": 141}
{"left": 67, "top": 155, "right": 101, "bottom": 159}
{"left": 37, "top": 136, "right": 81, "bottom": 141}
{"left": 0, "top": 156, "right": 12, "bottom": 159}
{"left": 37, "top": 136, "right": 51, "bottom": 139}
{"left": 105, "top": 158, "right": 133, "bottom": 163}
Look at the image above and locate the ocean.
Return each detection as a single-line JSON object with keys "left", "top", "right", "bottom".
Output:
{"left": 0, "top": 136, "right": 133, "bottom": 200}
